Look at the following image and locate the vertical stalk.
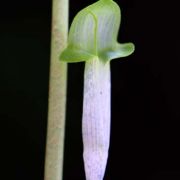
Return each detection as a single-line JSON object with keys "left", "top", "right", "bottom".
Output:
{"left": 83, "top": 58, "right": 111, "bottom": 180}
{"left": 44, "top": 0, "right": 68, "bottom": 179}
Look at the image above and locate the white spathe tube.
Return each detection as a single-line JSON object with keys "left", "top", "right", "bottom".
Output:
{"left": 82, "top": 57, "right": 111, "bottom": 180}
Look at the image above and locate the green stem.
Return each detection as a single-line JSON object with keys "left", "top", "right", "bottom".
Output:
{"left": 44, "top": 0, "right": 68, "bottom": 179}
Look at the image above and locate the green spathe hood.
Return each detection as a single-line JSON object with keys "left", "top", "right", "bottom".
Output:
{"left": 60, "top": 0, "right": 135, "bottom": 63}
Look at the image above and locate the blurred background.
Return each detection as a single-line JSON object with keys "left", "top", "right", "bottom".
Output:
{"left": 0, "top": 0, "right": 179, "bottom": 179}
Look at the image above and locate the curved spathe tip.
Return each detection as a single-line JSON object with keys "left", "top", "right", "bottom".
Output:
{"left": 60, "top": 0, "right": 135, "bottom": 63}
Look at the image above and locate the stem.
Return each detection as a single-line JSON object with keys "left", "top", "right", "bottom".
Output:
{"left": 82, "top": 58, "right": 111, "bottom": 180}
{"left": 44, "top": 0, "right": 68, "bottom": 179}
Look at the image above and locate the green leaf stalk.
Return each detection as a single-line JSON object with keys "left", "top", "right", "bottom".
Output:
{"left": 44, "top": 0, "right": 68, "bottom": 179}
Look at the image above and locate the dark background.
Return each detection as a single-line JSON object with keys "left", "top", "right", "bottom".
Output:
{"left": 0, "top": 0, "right": 179, "bottom": 179}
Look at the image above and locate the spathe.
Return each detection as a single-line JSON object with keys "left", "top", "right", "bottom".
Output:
{"left": 60, "top": 0, "right": 134, "bottom": 63}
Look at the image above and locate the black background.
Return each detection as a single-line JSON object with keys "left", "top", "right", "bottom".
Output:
{"left": 0, "top": 0, "right": 179, "bottom": 179}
